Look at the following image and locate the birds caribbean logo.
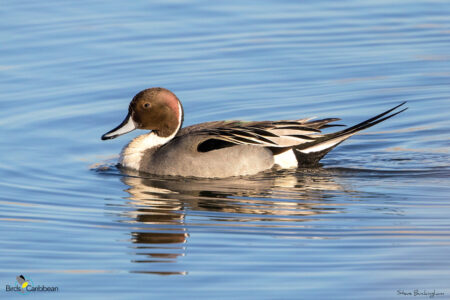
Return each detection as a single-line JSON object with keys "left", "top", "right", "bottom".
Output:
{"left": 16, "top": 275, "right": 32, "bottom": 293}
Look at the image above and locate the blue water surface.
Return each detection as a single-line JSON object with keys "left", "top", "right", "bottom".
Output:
{"left": 1, "top": 0, "right": 450, "bottom": 299}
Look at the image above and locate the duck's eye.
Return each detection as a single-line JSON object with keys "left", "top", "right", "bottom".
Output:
{"left": 143, "top": 103, "right": 150, "bottom": 109}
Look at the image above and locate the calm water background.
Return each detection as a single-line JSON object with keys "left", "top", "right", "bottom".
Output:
{"left": 1, "top": 0, "right": 450, "bottom": 299}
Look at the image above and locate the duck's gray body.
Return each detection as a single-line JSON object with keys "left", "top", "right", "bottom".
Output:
{"left": 142, "top": 137, "right": 273, "bottom": 177}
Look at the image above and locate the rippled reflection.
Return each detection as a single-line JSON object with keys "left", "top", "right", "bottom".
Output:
{"left": 118, "top": 168, "right": 352, "bottom": 275}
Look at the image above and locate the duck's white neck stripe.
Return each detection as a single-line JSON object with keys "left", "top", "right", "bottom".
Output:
{"left": 119, "top": 102, "right": 183, "bottom": 171}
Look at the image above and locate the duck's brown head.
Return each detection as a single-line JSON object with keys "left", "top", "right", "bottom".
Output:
{"left": 101, "top": 87, "right": 184, "bottom": 140}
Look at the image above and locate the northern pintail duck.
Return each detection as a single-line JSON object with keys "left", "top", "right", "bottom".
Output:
{"left": 102, "top": 88, "right": 407, "bottom": 178}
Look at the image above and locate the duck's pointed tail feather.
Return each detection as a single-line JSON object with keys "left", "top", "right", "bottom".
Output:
{"left": 294, "top": 102, "right": 408, "bottom": 166}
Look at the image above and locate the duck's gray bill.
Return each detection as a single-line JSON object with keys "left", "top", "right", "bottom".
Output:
{"left": 101, "top": 113, "right": 136, "bottom": 140}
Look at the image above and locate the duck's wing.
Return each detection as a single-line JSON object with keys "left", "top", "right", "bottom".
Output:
{"left": 176, "top": 118, "right": 341, "bottom": 152}
{"left": 176, "top": 102, "right": 407, "bottom": 157}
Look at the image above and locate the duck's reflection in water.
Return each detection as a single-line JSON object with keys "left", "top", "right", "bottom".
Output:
{"left": 119, "top": 168, "right": 351, "bottom": 275}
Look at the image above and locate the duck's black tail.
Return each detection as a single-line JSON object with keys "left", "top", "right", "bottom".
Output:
{"left": 294, "top": 102, "right": 408, "bottom": 166}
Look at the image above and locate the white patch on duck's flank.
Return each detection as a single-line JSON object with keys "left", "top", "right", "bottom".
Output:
{"left": 299, "top": 134, "right": 352, "bottom": 154}
{"left": 119, "top": 102, "right": 183, "bottom": 171}
{"left": 273, "top": 149, "right": 298, "bottom": 168}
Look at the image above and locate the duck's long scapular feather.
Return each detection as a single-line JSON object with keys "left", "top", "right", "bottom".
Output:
{"left": 182, "top": 118, "right": 336, "bottom": 149}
